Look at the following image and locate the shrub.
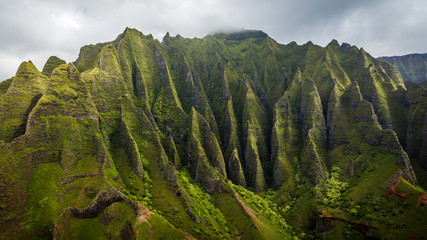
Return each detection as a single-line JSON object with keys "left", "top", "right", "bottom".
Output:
{"left": 315, "top": 166, "right": 348, "bottom": 206}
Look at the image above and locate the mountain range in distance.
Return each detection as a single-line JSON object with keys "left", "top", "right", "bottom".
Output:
{"left": 379, "top": 53, "right": 427, "bottom": 87}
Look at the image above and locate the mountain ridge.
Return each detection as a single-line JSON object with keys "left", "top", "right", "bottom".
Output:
{"left": 379, "top": 53, "right": 427, "bottom": 83}
{"left": 0, "top": 27, "right": 426, "bottom": 239}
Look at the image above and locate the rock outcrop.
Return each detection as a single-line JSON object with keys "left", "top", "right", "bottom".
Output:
{"left": 70, "top": 188, "right": 125, "bottom": 218}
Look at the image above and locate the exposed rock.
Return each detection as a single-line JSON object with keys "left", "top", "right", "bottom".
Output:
{"left": 381, "top": 129, "right": 403, "bottom": 154}
{"left": 348, "top": 81, "right": 362, "bottom": 109}
{"left": 244, "top": 122, "right": 266, "bottom": 192}
{"left": 239, "top": 77, "right": 272, "bottom": 191}
{"left": 120, "top": 220, "right": 136, "bottom": 240}
{"left": 161, "top": 135, "right": 182, "bottom": 169}
{"left": 222, "top": 99, "right": 241, "bottom": 163}
{"left": 317, "top": 213, "right": 379, "bottom": 237}
{"left": 299, "top": 78, "right": 326, "bottom": 184}
{"left": 416, "top": 194, "right": 427, "bottom": 208}
{"left": 300, "top": 78, "right": 326, "bottom": 146}
{"left": 301, "top": 132, "right": 326, "bottom": 184}
{"left": 228, "top": 148, "right": 246, "bottom": 187}
{"left": 347, "top": 159, "right": 354, "bottom": 177}
{"left": 187, "top": 108, "right": 226, "bottom": 193}
{"left": 183, "top": 200, "right": 201, "bottom": 224}
{"left": 70, "top": 188, "right": 125, "bottom": 218}
{"left": 327, "top": 83, "right": 346, "bottom": 149}
{"left": 354, "top": 100, "right": 378, "bottom": 123}
{"left": 271, "top": 91, "right": 297, "bottom": 188}
{"left": 189, "top": 108, "right": 226, "bottom": 178}
{"left": 120, "top": 117, "right": 144, "bottom": 180}
{"left": 396, "top": 151, "right": 417, "bottom": 185}
{"left": 354, "top": 100, "right": 382, "bottom": 147}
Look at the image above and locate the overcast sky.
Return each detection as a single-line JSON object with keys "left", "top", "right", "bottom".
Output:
{"left": 1, "top": 0, "right": 426, "bottom": 80}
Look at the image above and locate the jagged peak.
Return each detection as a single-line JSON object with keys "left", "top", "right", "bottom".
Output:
{"left": 327, "top": 39, "right": 340, "bottom": 47}
{"left": 15, "top": 60, "right": 42, "bottom": 77}
{"left": 190, "top": 107, "right": 205, "bottom": 125}
{"left": 121, "top": 27, "right": 153, "bottom": 40}
{"left": 347, "top": 81, "right": 363, "bottom": 108}
{"left": 45, "top": 56, "right": 65, "bottom": 64}
{"left": 304, "top": 40, "right": 314, "bottom": 46}
{"left": 360, "top": 47, "right": 375, "bottom": 59}
{"left": 123, "top": 27, "right": 141, "bottom": 35}
{"left": 302, "top": 133, "right": 325, "bottom": 184}
{"left": 190, "top": 106, "right": 197, "bottom": 116}
{"left": 302, "top": 77, "right": 317, "bottom": 91}
{"left": 42, "top": 56, "right": 66, "bottom": 77}
{"left": 287, "top": 41, "right": 298, "bottom": 47}
{"left": 162, "top": 32, "right": 171, "bottom": 44}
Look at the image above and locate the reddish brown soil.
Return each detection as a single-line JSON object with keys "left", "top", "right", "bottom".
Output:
{"left": 416, "top": 194, "right": 427, "bottom": 208}
{"left": 319, "top": 209, "right": 379, "bottom": 237}
{"left": 387, "top": 177, "right": 407, "bottom": 198}
{"left": 135, "top": 202, "right": 154, "bottom": 225}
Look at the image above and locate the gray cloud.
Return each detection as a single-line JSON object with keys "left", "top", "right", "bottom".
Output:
{"left": 1, "top": 0, "right": 426, "bottom": 80}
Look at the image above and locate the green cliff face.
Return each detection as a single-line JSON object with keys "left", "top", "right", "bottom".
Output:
{"left": 42, "top": 56, "right": 66, "bottom": 77}
{"left": 0, "top": 61, "right": 48, "bottom": 142}
{"left": 1, "top": 28, "right": 426, "bottom": 239}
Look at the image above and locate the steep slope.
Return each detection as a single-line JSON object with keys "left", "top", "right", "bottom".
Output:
{"left": 1, "top": 28, "right": 426, "bottom": 239}
{"left": 404, "top": 82, "right": 427, "bottom": 188}
{"left": 379, "top": 53, "right": 427, "bottom": 83}
{"left": 42, "top": 56, "right": 66, "bottom": 77}
{"left": 0, "top": 61, "right": 48, "bottom": 142}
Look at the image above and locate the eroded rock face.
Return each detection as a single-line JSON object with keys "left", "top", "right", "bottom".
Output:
{"left": 228, "top": 149, "right": 246, "bottom": 187}
{"left": 120, "top": 220, "right": 137, "bottom": 240}
{"left": 187, "top": 108, "right": 227, "bottom": 193}
{"left": 347, "top": 159, "right": 354, "bottom": 177}
{"left": 70, "top": 188, "right": 125, "bottom": 218}
{"left": 300, "top": 78, "right": 327, "bottom": 184}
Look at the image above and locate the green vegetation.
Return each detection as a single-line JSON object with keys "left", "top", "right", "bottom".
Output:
{"left": 315, "top": 167, "right": 348, "bottom": 206}
{"left": 0, "top": 28, "right": 426, "bottom": 240}
{"left": 379, "top": 53, "right": 427, "bottom": 83}
{"left": 231, "top": 183, "right": 290, "bottom": 231}
{"left": 41, "top": 56, "right": 66, "bottom": 77}
{"left": 178, "top": 169, "right": 230, "bottom": 239}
